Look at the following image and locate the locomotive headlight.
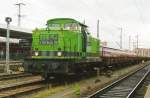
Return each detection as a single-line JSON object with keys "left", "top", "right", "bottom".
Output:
{"left": 35, "top": 51, "right": 39, "bottom": 56}
{"left": 57, "top": 51, "right": 62, "bottom": 56}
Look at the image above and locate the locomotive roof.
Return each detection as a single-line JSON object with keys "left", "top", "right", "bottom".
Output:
{"left": 47, "top": 18, "right": 88, "bottom": 27}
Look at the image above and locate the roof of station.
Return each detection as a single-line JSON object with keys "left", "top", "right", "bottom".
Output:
{"left": 0, "top": 24, "right": 32, "bottom": 39}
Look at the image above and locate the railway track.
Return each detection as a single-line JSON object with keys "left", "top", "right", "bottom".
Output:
{"left": 0, "top": 63, "right": 149, "bottom": 98}
{"left": 0, "top": 72, "right": 45, "bottom": 98}
{"left": 0, "top": 61, "right": 23, "bottom": 66}
{"left": 131, "top": 71, "right": 150, "bottom": 98}
{"left": 87, "top": 64, "right": 150, "bottom": 98}
{"left": 0, "top": 73, "right": 33, "bottom": 81}
{"left": 0, "top": 72, "right": 94, "bottom": 98}
{"left": 0, "top": 78, "right": 45, "bottom": 98}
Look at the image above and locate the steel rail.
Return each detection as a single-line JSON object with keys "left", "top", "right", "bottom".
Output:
{"left": 0, "top": 79, "right": 45, "bottom": 98}
{"left": 0, "top": 73, "right": 33, "bottom": 81}
{"left": 127, "top": 69, "right": 149, "bottom": 98}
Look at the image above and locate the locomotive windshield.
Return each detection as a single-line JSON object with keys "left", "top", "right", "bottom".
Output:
{"left": 48, "top": 23, "right": 61, "bottom": 30}
{"left": 48, "top": 22, "right": 79, "bottom": 31}
{"left": 64, "top": 23, "right": 78, "bottom": 31}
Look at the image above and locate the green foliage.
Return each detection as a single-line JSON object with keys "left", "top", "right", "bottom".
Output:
{"left": 74, "top": 83, "right": 81, "bottom": 96}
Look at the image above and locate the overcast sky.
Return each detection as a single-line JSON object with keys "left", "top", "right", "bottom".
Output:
{"left": 0, "top": 0, "right": 150, "bottom": 49}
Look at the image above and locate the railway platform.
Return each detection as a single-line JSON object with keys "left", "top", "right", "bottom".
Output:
{"left": 0, "top": 60, "right": 23, "bottom": 73}
{"left": 0, "top": 72, "right": 23, "bottom": 76}
{"left": 144, "top": 84, "right": 150, "bottom": 98}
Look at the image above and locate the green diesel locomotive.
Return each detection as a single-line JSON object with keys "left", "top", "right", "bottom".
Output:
{"left": 24, "top": 18, "right": 101, "bottom": 78}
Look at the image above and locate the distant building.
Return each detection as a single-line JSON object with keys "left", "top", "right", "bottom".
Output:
{"left": 133, "top": 48, "right": 150, "bottom": 57}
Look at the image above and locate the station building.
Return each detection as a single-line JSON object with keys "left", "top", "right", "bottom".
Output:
{"left": 0, "top": 24, "right": 32, "bottom": 60}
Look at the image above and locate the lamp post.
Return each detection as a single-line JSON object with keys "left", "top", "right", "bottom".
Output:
{"left": 5, "top": 17, "right": 12, "bottom": 74}
{"left": 94, "top": 67, "right": 100, "bottom": 78}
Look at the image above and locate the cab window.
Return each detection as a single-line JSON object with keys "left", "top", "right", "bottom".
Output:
{"left": 48, "top": 23, "right": 61, "bottom": 30}
{"left": 64, "top": 23, "right": 78, "bottom": 31}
